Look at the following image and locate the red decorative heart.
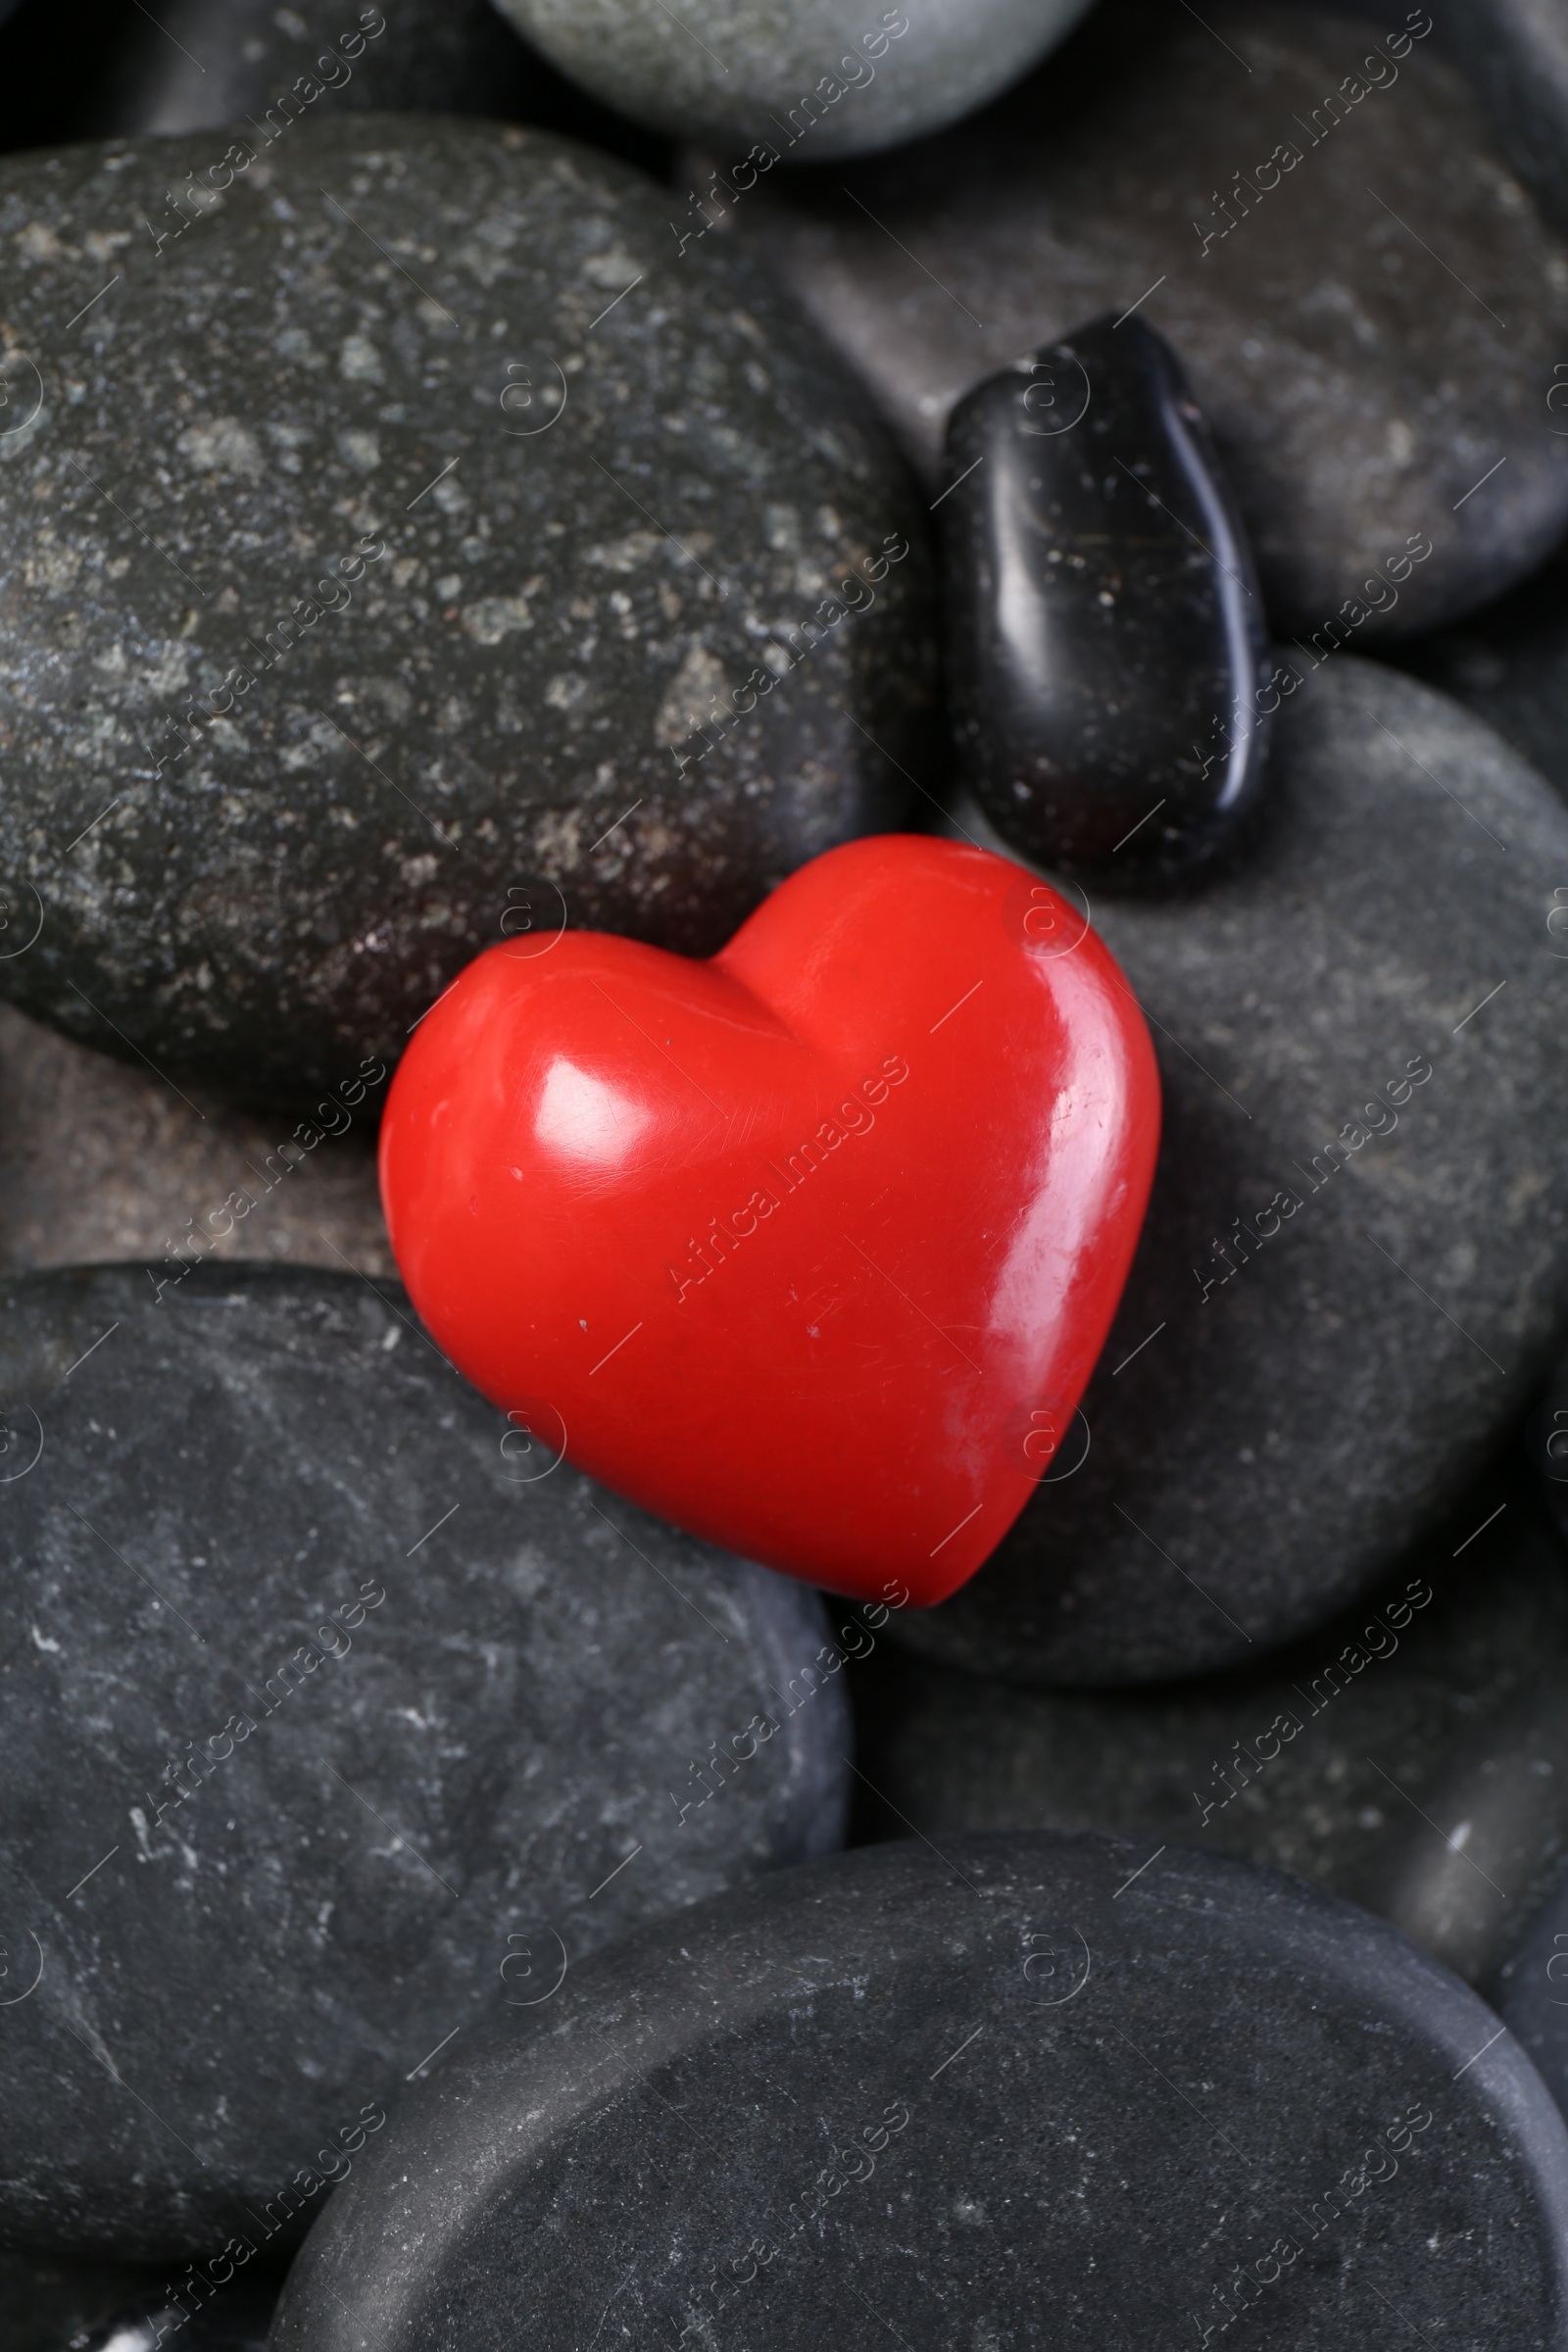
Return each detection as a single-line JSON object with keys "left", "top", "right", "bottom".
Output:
{"left": 379, "top": 836, "right": 1159, "bottom": 1606}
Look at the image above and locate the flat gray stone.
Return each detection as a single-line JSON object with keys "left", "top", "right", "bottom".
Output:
{"left": 489, "top": 0, "right": 1095, "bottom": 161}
{"left": 858, "top": 1473, "right": 1568, "bottom": 1992}
{"left": 0, "top": 1263, "right": 849, "bottom": 2259}
{"left": 891, "top": 657, "right": 1568, "bottom": 1685}
{"left": 270, "top": 1835, "right": 1568, "bottom": 2352}
{"left": 0, "top": 1004, "right": 390, "bottom": 1278}
{"left": 735, "top": 0, "right": 1568, "bottom": 637}
{"left": 0, "top": 116, "right": 931, "bottom": 1103}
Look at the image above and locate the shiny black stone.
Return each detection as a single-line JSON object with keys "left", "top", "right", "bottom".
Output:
{"left": 941, "top": 314, "right": 1270, "bottom": 882}
{"left": 270, "top": 1835, "right": 1568, "bottom": 2352}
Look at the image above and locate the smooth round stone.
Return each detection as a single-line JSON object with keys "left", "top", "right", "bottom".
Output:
{"left": 736, "top": 0, "right": 1568, "bottom": 638}
{"left": 1396, "top": 553, "right": 1568, "bottom": 806}
{"left": 857, "top": 1473, "right": 1568, "bottom": 1990}
{"left": 941, "top": 314, "right": 1270, "bottom": 882}
{"left": 487, "top": 0, "right": 1095, "bottom": 163}
{"left": 0, "top": 1263, "right": 848, "bottom": 2259}
{"left": 0, "top": 118, "right": 929, "bottom": 1104}
{"left": 1445, "top": 0, "right": 1568, "bottom": 237}
{"left": 270, "top": 1834, "right": 1568, "bottom": 2352}
{"left": 0, "top": 1004, "right": 390, "bottom": 1277}
{"left": 892, "top": 657, "right": 1568, "bottom": 1686}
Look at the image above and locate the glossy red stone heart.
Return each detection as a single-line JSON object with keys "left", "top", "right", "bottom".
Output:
{"left": 379, "top": 835, "right": 1159, "bottom": 1605}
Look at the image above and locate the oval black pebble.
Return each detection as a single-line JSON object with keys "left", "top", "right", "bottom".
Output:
{"left": 270, "top": 1834, "right": 1568, "bottom": 2352}
{"left": 0, "top": 1263, "right": 848, "bottom": 2259}
{"left": 0, "top": 117, "right": 931, "bottom": 1105}
{"left": 856, "top": 1473, "right": 1568, "bottom": 1993}
{"left": 942, "top": 313, "right": 1269, "bottom": 882}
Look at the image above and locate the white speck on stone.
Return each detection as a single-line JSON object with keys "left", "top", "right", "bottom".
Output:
{"left": 339, "top": 334, "right": 384, "bottom": 383}
{"left": 177, "top": 416, "right": 266, "bottom": 482}
{"left": 463, "top": 596, "right": 534, "bottom": 645}
{"left": 337, "top": 427, "right": 381, "bottom": 473}
{"left": 28, "top": 1625, "right": 61, "bottom": 1652}
{"left": 656, "top": 640, "right": 727, "bottom": 745}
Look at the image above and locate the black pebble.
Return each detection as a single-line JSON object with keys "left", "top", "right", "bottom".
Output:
{"left": 0, "top": 1263, "right": 848, "bottom": 2259}
{"left": 941, "top": 314, "right": 1270, "bottom": 883}
{"left": 270, "top": 1835, "right": 1568, "bottom": 2352}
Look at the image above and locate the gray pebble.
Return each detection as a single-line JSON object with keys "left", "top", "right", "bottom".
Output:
{"left": 488, "top": 0, "right": 1096, "bottom": 162}
{"left": 858, "top": 1474, "right": 1568, "bottom": 1993}
{"left": 0, "top": 1262, "right": 848, "bottom": 2257}
{"left": 270, "top": 1835, "right": 1568, "bottom": 2352}
{"left": 1396, "top": 553, "right": 1568, "bottom": 807}
{"left": 0, "top": 1004, "right": 391, "bottom": 1278}
{"left": 0, "top": 116, "right": 931, "bottom": 1102}
{"left": 893, "top": 657, "right": 1568, "bottom": 1685}
{"left": 734, "top": 0, "right": 1568, "bottom": 637}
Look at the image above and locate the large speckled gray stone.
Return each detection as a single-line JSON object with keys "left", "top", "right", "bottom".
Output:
{"left": 0, "top": 117, "right": 931, "bottom": 1103}
{"left": 270, "top": 1835, "right": 1568, "bottom": 2352}
{"left": 0, "top": 1004, "right": 391, "bottom": 1276}
{"left": 490, "top": 0, "right": 1096, "bottom": 162}
{"left": 0, "top": 1263, "right": 849, "bottom": 2259}
{"left": 857, "top": 1471, "right": 1568, "bottom": 1993}
{"left": 733, "top": 0, "right": 1568, "bottom": 637}
{"left": 894, "top": 658, "right": 1568, "bottom": 1686}
{"left": 1395, "top": 553, "right": 1568, "bottom": 806}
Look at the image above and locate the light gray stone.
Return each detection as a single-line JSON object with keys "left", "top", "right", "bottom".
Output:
{"left": 734, "top": 0, "right": 1568, "bottom": 637}
{"left": 0, "top": 1004, "right": 391, "bottom": 1278}
{"left": 488, "top": 0, "right": 1097, "bottom": 162}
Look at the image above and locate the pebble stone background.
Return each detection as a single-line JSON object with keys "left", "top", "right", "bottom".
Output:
{"left": 4, "top": 0, "right": 1568, "bottom": 2343}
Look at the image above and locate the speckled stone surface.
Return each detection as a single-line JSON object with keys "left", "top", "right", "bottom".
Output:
{"left": 857, "top": 1472, "right": 1568, "bottom": 1992}
{"left": 735, "top": 0, "right": 1568, "bottom": 638}
{"left": 896, "top": 658, "right": 1568, "bottom": 1687}
{"left": 1396, "top": 554, "right": 1568, "bottom": 807}
{"left": 0, "top": 1004, "right": 391, "bottom": 1276}
{"left": 0, "top": 117, "right": 931, "bottom": 1103}
{"left": 0, "top": 1263, "right": 850, "bottom": 2259}
{"left": 270, "top": 1835, "right": 1568, "bottom": 2352}
{"left": 1445, "top": 0, "right": 1568, "bottom": 236}
{"left": 490, "top": 0, "right": 1096, "bottom": 162}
